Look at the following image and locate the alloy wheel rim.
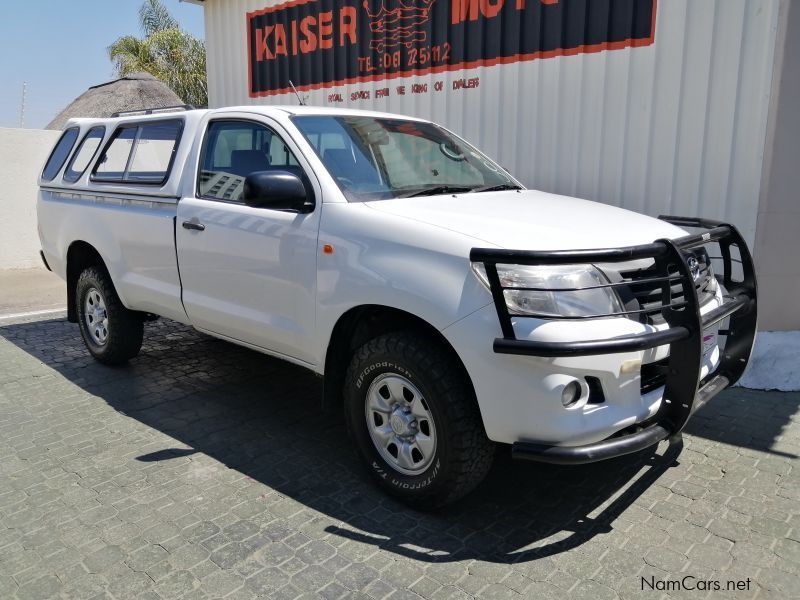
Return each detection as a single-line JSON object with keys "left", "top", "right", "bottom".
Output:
{"left": 365, "top": 373, "right": 437, "bottom": 475}
{"left": 84, "top": 287, "right": 109, "bottom": 346}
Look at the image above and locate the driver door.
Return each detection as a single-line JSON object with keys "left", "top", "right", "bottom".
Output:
{"left": 176, "top": 116, "right": 320, "bottom": 365}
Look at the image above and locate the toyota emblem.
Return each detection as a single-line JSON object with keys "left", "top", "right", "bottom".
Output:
{"left": 687, "top": 256, "right": 701, "bottom": 282}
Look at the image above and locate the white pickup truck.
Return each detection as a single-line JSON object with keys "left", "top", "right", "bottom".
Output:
{"left": 38, "top": 105, "right": 757, "bottom": 508}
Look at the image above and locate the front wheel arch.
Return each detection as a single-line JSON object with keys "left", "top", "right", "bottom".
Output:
{"left": 322, "top": 305, "right": 482, "bottom": 419}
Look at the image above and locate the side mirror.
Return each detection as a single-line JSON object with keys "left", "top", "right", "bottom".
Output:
{"left": 242, "top": 170, "right": 312, "bottom": 212}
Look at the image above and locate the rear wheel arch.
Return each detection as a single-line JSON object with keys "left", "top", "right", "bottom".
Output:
{"left": 66, "top": 241, "right": 107, "bottom": 323}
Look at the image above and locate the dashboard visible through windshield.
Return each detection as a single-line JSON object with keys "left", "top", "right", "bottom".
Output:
{"left": 291, "top": 115, "right": 520, "bottom": 201}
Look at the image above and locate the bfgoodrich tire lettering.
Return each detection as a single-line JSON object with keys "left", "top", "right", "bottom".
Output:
{"left": 344, "top": 332, "right": 494, "bottom": 508}
{"left": 76, "top": 266, "right": 143, "bottom": 366}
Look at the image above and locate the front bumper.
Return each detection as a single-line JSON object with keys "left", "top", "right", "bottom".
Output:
{"left": 469, "top": 216, "right": 757, "bottom": 464}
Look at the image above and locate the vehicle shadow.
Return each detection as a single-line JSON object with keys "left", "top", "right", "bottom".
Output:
{"left": 1, "top": 317, "right": 792, "bottom": 564}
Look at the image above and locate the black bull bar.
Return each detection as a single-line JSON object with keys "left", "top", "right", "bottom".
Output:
{"left": 469, "top": 216, "right": 758, "bottom": 464}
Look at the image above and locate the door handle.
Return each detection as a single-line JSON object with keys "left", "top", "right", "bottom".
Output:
{"left": 182, "top": 221, "right": 205, "bottom": 231}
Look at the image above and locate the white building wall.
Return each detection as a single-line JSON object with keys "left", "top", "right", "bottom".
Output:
{"left": 204, "top": 0, "right": 780, "bottom": 247}
{"left": 755, "top": 0, "right": 800, "bottom": 330}
{"left": 0, "top": 128, "right": 60, "bottom": 269}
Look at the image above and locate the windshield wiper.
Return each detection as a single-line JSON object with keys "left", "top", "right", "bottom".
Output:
{"left": 398, "top": 185, "right": 475, "bottom": 198}
{"left": 469, "top": 183, "right": 522, "bottom": 193}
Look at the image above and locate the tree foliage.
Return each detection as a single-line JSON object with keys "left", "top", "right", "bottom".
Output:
{"left": 108, "top": 0, "right": 207, "bottom": 107}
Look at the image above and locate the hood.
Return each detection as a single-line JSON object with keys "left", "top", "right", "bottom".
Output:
{"left": 365, "top": 190, "right": 687, "bottom": 251}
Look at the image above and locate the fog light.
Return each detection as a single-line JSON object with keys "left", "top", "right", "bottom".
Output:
{"left": 561, "top": 380, "right": 582, "bottom": 407}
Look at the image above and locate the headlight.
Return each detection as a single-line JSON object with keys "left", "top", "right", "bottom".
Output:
{"left": 471, "top": 263, "right": 623, "bottom": 318}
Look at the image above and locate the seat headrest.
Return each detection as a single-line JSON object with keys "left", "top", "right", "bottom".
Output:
{"left": 230, "top": 150, "right": 270, "bottom": 177}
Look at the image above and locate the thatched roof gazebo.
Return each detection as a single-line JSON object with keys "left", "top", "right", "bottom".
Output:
{"left": 46, "top": 73, "right": 185, "bottom": 130}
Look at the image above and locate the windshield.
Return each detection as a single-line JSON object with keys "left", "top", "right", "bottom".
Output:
{"left": 291, "top": 115, "right": 520, "bottom": 201}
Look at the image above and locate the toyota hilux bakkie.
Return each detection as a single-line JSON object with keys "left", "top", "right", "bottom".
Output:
{"left": 37, "top": 105, "right": 757, "bottom": 508}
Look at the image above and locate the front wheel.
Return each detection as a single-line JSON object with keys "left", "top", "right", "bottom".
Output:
{"left": 76, "top": 266, "right": 143, "bottom": 365}
{"left": 344, "top": 332, "right": 494, "bottom": 509}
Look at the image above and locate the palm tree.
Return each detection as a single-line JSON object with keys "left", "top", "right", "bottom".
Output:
{"left": 108, "top": 0, "right": 207, "bottom": 107}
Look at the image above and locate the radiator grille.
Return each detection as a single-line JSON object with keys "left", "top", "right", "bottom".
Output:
{"left": 620, "top": 251, "right": 716, "bottom": 325}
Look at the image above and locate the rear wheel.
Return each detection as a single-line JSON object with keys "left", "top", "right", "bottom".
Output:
{"left": 76, "top": 266, "right": 143, "bottom": 365}
{"left": 344, "top": 332, "right": 494, "bottom": 509}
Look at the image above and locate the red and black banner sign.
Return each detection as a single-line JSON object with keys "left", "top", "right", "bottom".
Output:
{"left": 247, "top": 0, "right": 656, "bottom": 97}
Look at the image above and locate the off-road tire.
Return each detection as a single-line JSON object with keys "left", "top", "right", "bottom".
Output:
{"left": 76, "top": 266, "right": 143, "bottom": 365}
{"left": 344, "top": 332, "right": 494, "bottom": 509}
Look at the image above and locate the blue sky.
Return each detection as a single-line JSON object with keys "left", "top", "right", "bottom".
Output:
{"left": 0, "top": 1, "right": 205, "bottom": 130}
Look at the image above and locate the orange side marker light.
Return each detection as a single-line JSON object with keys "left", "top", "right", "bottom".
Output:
{"left": 322, "top": 244, "right": 334, "bottom": 254}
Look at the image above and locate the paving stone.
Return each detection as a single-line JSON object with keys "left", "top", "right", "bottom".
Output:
{"left": 292, "top": 564, "right": 338, "bottom": 592}
{"left": 775, "top": 537, "right": 800, "bottom": 563}
{"left": 476, "top": 583, "right": 521, "bottom": 599}
{"left": 210, "top": 541, "right": 254, "bottom": 569}
{"left": 686, "top": 543, "right": 733, "bottom": 570}
{"left": 666, "top": 521, "right": 709, "bottom": 545}
{"left": 749, "top": 516, "right": 792, "bottom": 538}
{"left": 201, "top": 568, "right": 245, "bottom": 597}
{"left": 519, "top": 581, "right": 562, "bottom": 600}
{"left": 295, "top": 539, "right": 338, "bottom": 565}
{"left": 126, "top": 543, "right": 170, "bottom": 572}
{"left": 106, "top": 569, "right": 155, "bottom": 600}
{"left": 731, "top": 541, "right": 777, "bottom": 568}
{"left": 147, "top": 557, "right": 177, "bottom": 581}
{"left": 569, "top": 579, "right": 618, "bottom": 600}
{"left": 336, "top": 561, "right": 380, "bottom": 591}
{"left": 643, "top": 546, "right": 687, "bottom": 572}
{"left": 61, "top": 572, "right": 108, "bottom": 598}
{"left": 169, "top": 543, "right": 210, "bottom": 570}
{"left": 83, "top": 544, "right": 125, "bottom": 573}
{"left": 669, "top": 480, "right": 708, "bottom": 500}
{"left": 361, "top": 578, "right": 394, "bottom": 599}
{"left": 247, "top": 566, "right": 291, "bottom": 595}
{"left": 707, "top": 517, "right": 751, "bottom": 543}
{"left": 758, "top": 566, "right": 800, "bottom": 596}
{"left": 319, "top": 580, "right": 350, "bottom": 599}
{"left": 15, "top": 574, "right": 62, "bottom": 600}
{"left": 0, "top": 575, "right": 18, "bottom": 598}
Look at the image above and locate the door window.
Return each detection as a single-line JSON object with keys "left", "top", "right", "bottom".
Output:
{"left": 197, "top": 120, "right": 305, "bottom": 203}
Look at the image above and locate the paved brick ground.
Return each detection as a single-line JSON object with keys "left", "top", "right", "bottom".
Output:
{"left": 0, "top": 317, "right": 798, "bottom": 600}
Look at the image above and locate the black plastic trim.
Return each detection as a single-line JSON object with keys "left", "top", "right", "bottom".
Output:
{"left": 493, "top": 326, "right": 689, "bottom": 357}
{"left": 513, "top": 423, "right": 671, "bottom": 465}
